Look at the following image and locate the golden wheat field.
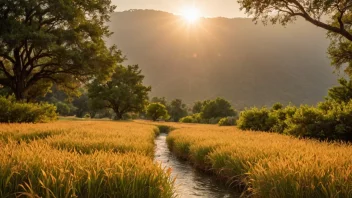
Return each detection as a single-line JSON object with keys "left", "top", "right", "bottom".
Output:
{"left": 166, "top": 124, "right": 352, "bottom": 198}
{"left": 0, "top": 121, "right": 174, "bottom": 198}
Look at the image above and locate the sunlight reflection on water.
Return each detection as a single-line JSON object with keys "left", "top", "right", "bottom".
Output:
{"left": 154, "top": 133, "right": 240, "bottom": 198}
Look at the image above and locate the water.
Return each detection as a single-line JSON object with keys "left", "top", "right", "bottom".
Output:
{"left": 154, "top": 133, "right": 240, "bottom": 198}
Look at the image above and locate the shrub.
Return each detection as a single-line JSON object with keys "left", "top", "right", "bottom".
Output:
{"left": 180, "top": 116, "right": 195, "bottom": 123}
{"left": 55, "top": 102, "right": 71, "bottom": 116}
{"left": 218, "top": 117, "right": 237, "bottom": 126}
{"left": 146, "top": 103, "right": 169, "bottom": 121}
{"left": 237, "top": 107, "right": 275, "bottom": 131}
{"left": 208, "top": 117, "right": 222, "bottom": 124}
{"left": 285, "top": 101, "right": 352, "bottom": 141}
{"left": 0, "top": 96, "right": 57, "bottom": 123}
{"left": 269, "top": 105, "right": 297, "bottom": 133}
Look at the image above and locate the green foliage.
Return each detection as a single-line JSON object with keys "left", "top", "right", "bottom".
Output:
{"left": 237, "top": 107, "right": 275, "bottom": 131}
{"left": 218, "top": 117, "right": 237, "bottom": 126}
{"left": 146, "top": 103, "right": 169, "bottom": 121}
{"left": 285, "top": 101, "right": 352, "bottom": 141}
{"left": 168, "top": 99, "right": 188, "bottom": 122}
{"left": 89, "top": 65, "right": 151, "bottom": 120}
{"left": 201, "top": 98, "right": 236, "bottom": 119}
{"left": 73, "top": 93, "right": 90, "bottom": 118}
{"left": 327, "top": 78, "right": 352, "bottom": 103}
{"left": 150, "top": 97, "right": 167, "bottom": 106}
{"left": 0, "top": 0, "right": 122, "bottom": 101}
{"left": 272, "top": 102, "right": 283, "bottom": 110}
{"left": 192, "top": 101, "right": 204, "bottom": 114}
{"left": 238, "top": 101, "right": 352, "bottom": 141}
{"left": 179, "top": 116, "right": 195, "bottom": 123}
{"left": 55, "top": 102, "right": 71, "bottom": 116}
{"left": 179, "top": 113, "right": 206, "bottom": 124}
{"left": 0, "top": 96, "right": 57, "bottom": 123}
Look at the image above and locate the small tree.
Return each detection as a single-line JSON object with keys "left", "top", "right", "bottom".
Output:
{"left": 151, "top": 97, "right": 168, "bottom": 106}
{"left": 88, "top": 65, "right": 151, "bottom": 120}
{"left": 147, "top": 103, "right": 169, "bottom": 121}
{"left": 168, "top": 99, "right": 188, "bottom": 122}
{"left": 202, "top": 98, "right": 237, "bottom": 119}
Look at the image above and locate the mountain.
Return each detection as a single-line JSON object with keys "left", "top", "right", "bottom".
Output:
{"left": 107, "top": 9, "right": 337, "bottom": 108}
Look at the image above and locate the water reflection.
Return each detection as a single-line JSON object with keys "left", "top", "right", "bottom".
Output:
{"left": 154, "top": 133, "right": 240, "bottom": 198}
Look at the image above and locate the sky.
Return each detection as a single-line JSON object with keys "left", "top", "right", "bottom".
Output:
{"left": 111, "top": 0, "right": 247, "bottom": 18}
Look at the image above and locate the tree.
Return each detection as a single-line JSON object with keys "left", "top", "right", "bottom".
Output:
{"left": 202, "top": 98, "right": 236, "bottom": 119}
{"left": 168, "top": 99, "right": 188, "bottom": 122}
{"left": 328, "top": 78, "right": 352, "bottom": 103}
{"left": 0, "top": 0, "right": 122, "bottom": 101}
{"left": 146, "top": 103, "right": 169, "bottom": 121}
{"left": 192, "top": 101, "right": 203, "bottom": 114}
{"left": 88, "top": 65, "right": 151, "bottom": 120}
{"left": 72, "top": 93, "right": 90, "bottom": 118}
{"left": 151, "top": 97, "right": 168, "bottom": 106}
{"left": 238, "top": 0, "right": 352, "bottom": 74}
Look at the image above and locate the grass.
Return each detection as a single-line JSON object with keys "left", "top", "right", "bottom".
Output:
{"left": 166, "top": 124, "right": 352, "bottom": 198}
{"left": 0, "top": 121, "right": 174, "bottom": 198}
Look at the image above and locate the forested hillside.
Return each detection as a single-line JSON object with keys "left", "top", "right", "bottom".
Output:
{"left": 107, "top": 10, "right": 337, "bottom": 108}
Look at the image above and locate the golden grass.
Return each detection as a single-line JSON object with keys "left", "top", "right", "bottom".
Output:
{"left": 0, "top": 121, "right": 174, "bottom": 198}
{"left": 166, "top": 124, "right": 352, "bottom": 198}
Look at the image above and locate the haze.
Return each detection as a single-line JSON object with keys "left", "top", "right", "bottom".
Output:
{"left": 112, "top": 0, "right": 246, "bottom": 18}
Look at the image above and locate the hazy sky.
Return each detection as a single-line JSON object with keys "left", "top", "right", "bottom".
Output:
{"left": 112, "top": 0, "right": 247, "bottom": 18}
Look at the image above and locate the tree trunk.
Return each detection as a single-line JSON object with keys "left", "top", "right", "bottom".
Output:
{"left": 113, "top": 108, "right": 123, "bottom": 120}
{"left": 13, "top": 80, "right": 26, "bottom": 101}
{"left": 13, "top": 49, "right": 27, "bottom": 102}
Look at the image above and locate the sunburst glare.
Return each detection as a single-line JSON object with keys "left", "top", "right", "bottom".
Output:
{"left": 181, "top": 7, "right": 201, "bottom": 23}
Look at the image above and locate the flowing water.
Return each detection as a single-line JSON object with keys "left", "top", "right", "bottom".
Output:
{"left": 154, "top": 133, "right": 240, "bottom": 198}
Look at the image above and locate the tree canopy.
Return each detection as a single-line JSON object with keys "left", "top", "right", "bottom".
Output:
{"left": 88, "top": 65, "right": 151, "bottom": 120}
{"left": 146, "top": 102, "right": 169, "bottom": 121}
{"left": 201, "top": 98, "right": 236, "bottom": 119}
{"left": 168, "top": 99, "right": 188, "bottom": 122}
{"left": 328, "top": 78, "right": 352, "bottom": 103}
{"left": 0, "top": 0, "right": 121, "bottom": 101}
{"left": 238, "top": 0, "right": 352, "bottom": 74}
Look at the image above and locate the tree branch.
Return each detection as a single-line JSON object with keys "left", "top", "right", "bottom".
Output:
{"left": 290, "top": 0, "right": 352, "bottom": 41}
{"left": 0, "top": 61, "right": 13, "bottom": 79}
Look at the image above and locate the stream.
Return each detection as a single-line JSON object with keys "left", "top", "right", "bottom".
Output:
{"left": 154, "top": 133, "right": 240, "bottom": 198}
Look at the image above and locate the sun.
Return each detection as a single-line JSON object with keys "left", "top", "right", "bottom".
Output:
{"left": 181, "top": 7, "right": 201, "bottom": 23}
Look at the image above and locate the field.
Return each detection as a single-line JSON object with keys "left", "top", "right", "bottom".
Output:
{"left": 1, "top": 120, "right": 352, "bottom": 198}
{"left": 0, "top": 121, "right": 174, "bottom": 198}
{"left": 166, "top": 124, "right": 352, "bottom": 198}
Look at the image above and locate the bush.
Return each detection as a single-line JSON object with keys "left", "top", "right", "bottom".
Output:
{"left": 218, "top": 117, "right": 237, "bottom": 126}
{"left": 179, "top": 116, "right": 195, "bottom": 123}
{"left": 0, "top": 96, "right": 57, "bottom": 123}
{"left": 285, "top": 101, "right": 352, "bottom": 141}
{"left": 237, "top": 107, "right": 275, "bottom": 131}
{"left": 238, "top": 101, "right": 352, "bottom": 141}
{"left": 269, "top": 105, "right": 297, "bottom": 133}
{"left": 55, "top": 102, "right": 71, "bottom": 116}
{"left": 208, "top": 117, "right": 222, "bottom": 124}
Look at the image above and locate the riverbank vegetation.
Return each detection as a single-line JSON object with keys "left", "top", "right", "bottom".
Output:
{"left": 166, "top": 124, "right": 352, "bottom": 197}
{"left": 0, "top": 121, "right": 175, "bottom": 198}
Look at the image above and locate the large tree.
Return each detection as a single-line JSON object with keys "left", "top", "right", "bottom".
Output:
{"left": 88, "top": 65, "right": 151, "bottom": 120}
{"left": 238, "top": 0, "right": 352, "bottom": 73}
{"left": 0, "top": 0, "right": 121, "bottom": 101}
